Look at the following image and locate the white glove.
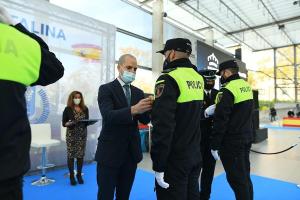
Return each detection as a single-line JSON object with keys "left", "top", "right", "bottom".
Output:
{"left": 155, "top": 172, "right": 169, "bottom": 189}
{"left": 211, "top": 149, "right": 220, "bottom": 161}
{"left": 204, "top": 104, "right": 216, "bottom": 118}
{"left": 0, "top": 6, "right": 15, "bottom": 25}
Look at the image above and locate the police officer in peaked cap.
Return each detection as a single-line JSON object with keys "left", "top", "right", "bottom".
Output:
{"left": 198, "top": 69, "right": 218, "bottom": 200}
{"left": 211, "top": 59, "right": 254, "bottom": 200}
{"left": 151, "top": 38, "right": 204, "bottom": 200}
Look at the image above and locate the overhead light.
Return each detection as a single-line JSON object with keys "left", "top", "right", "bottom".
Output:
{"left": 293, "top": 0, "right": 300, "bottom": 6}
{"left": 278, "top": 24, "right": 285, "bottom": 30}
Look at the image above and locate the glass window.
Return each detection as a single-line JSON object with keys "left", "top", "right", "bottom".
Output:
{"left": 164, "top": 0, "right": 207, "bottom": 30}
{"left": 133, "top": 69, "right": 154, "bottom": 94}
{"left": 116, "top": 32, "right": 152, "bottom": 68}
{"left": 276, "top": 47, "right": 294, "bottom": 67}
{"left": 244, "top": 49, "right": 274, "bottom": 70}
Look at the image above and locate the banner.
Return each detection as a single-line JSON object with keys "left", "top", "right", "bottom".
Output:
{"left": 1, "top": 0, "right": 116, "bottom": 170}
{"left": 196, "top": 40, "right": 247, "bottom": 74}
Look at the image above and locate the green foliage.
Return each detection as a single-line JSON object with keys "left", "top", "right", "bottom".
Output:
{"left": 259, "top": 100, "right": 274, "bottom": 110}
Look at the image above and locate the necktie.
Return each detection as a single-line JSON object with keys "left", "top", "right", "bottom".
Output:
{"left": 123, "top": 84, "right": 131, "bottom": 106}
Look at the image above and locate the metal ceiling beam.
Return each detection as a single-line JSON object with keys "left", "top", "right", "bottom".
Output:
{"left": 260, "top": 0, "right": 294, "bottom": 44}
{"left": 194, "top": 26, "right": 212, "bottom": 32}
{"left": 175, "top": 0, "right": 191, "bottom": 5}
{"left": 121, "top": 0, "right": 152, "bottom": 14}
{"left": 140, "top": 0, "right": 154, "bottom": 5}
{"left": 219, "top": 0, "right": 273, "bottom": 48}
{"left": 227, "top": 15, "right": 300, "bottom": 35}
{"left": 253, "top": 43, "right": 300, "bottom": 52}
{"left": 218, "top": 0, "right": 295, "bottom": 64}
{"left": 225, "top": 44, "right": 242, "bottom": 49}
{"left": 176, "top": 0, "right": 300, "bottom": 58}
{"left": 211, "top": 0, "right": 294, "bottom": 65}
{"left": 117, "top": 27, "right": 152, "bottom": 43}
{"left": 181, "top": 2, "right": 254, "bottom": 50}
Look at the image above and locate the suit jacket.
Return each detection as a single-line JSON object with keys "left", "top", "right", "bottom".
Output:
{"left": 200, "top": 88, "right": 219, "bottom": 142}
{"left": 95, "top": 79, "right": 150, "bottom": 167}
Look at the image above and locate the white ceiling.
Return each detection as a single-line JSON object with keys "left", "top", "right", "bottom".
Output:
{"left": 133, "top": 0, "right": 300, "bottom": 51}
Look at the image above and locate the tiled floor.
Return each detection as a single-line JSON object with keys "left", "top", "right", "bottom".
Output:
{"left": 138, "top": 127, "right": 300, "bottom": 184}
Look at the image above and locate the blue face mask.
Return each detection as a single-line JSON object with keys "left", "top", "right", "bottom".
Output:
{"left": 121, "top": 71, "right": 136, "bottom": 84}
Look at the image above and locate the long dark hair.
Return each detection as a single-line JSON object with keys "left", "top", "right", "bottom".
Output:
{"left": 67, "top": 91, "right": 87, "bottom": 110}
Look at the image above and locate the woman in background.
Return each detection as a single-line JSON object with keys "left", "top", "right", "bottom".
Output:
{"left": 62, "top": 91, "right": 89, "bottom": 185}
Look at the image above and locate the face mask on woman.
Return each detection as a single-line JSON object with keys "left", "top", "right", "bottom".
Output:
{"left": 73, "top": 98, "right": 81, "bottom": 105}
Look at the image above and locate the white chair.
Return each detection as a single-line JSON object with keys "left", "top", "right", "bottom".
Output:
{"left": 61, "top": 125, "right": 67, "bottom": 142}
{"left": 30, "top": 123, "right": 60, "bottom": 186}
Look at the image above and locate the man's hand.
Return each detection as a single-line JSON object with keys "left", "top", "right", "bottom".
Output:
{"left": 211, "top": 149, "right": 220, "bottom": 161}
{"left": 131, "top": 97, "right": 152, "bottom": 115}
{"left": 148, "top": 95, "right": 154, "bottom": 104}
{"left": 155, "top": 172, "right": 169, "bottom": 189}
{"left": 0, "top": 7, "right": 15, "bottom": 25}
{"left": 204, "top": 104, "right": 216, "bottom": 118}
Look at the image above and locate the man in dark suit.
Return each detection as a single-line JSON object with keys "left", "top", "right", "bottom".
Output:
{"left": 198, "top": 70, "right": 218, "bottom": 200}
{"left": 95, "top": 54, "right": 152, "bottom": 200}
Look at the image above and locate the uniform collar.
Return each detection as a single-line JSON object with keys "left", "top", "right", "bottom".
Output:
{"left": 223, "top": 74, "right": 240, "bottom": 84}
{"left": 163, "top": 58, "right": 197, "bottom": 72}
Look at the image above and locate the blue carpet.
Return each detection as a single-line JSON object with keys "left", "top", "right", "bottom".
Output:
{"left": 261, "top": 124, "right": 300, "bottom": 131}
{"left": 24, "top": 163, "right": 300, "bottom": 200}
{"left": 210, "top": 174, "right": 300, "bottom": 200}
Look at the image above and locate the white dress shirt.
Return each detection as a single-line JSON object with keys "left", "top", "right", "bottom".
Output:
{"left": 117, "top": 77, "right": 131, "bottom": 96}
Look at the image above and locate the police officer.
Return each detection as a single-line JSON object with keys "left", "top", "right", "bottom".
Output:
{"left": 151, "top": 38, "right": 204, "bottom": 200}
{"left": 210, "top": 60, "right": 254, "bottom": 200}
{"left": 198, "top": 70, "right": 218, "bottom": 200}
{"left": 0, "top": 7, "right": 64, "bottom": 199}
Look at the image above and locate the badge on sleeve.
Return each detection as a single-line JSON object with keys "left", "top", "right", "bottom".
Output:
{"left": 215, "top": 92, "right": 223, "bottom": 104}
{"left": 155, "top": 83, "right": 165, "bottom": 98}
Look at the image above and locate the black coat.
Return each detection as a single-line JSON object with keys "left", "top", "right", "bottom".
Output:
{"left": 95, "top": 79, "right": 150, "bottom": 167}
{"left": 62, "top": 106, "right": 89, "bottom": 129}
{"left": 211, "top": 74, "right": 254, "bottom": 150}
{"left": 151, "top": 58, "right": 203, "bottom": 172}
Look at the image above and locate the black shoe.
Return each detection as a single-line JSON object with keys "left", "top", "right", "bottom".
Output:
{"left": 76, "top": 174, "right": 84, "bottom": 184}
{"left": 70, "top": 174, "right": 77, "bottom": 186}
